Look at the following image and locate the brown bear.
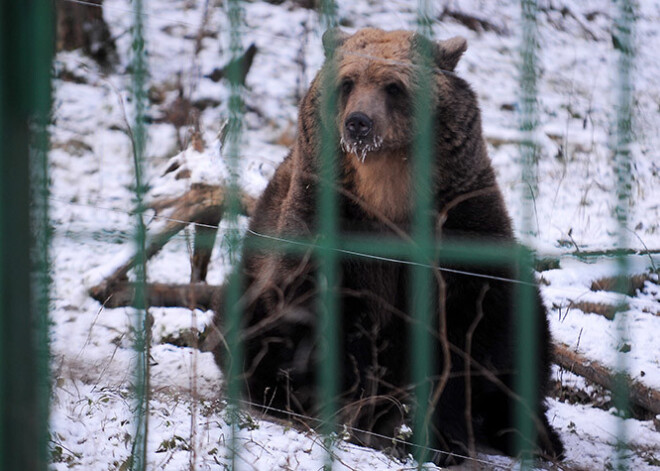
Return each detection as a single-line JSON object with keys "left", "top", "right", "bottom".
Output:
{"left": 213, "top": 28, "right": 564, "bottom": 465}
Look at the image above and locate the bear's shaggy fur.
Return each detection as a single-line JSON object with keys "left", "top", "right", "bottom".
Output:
{"left": 213, "top": 28, "right": 563, "bottom": 464}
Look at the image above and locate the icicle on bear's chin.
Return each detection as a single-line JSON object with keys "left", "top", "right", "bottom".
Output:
{"left": 340, "top": 135, "right": 384, "bottom": 163}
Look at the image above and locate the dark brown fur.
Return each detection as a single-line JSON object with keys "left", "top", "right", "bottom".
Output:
{"left": 213, "top": 28, "right": 563, "bottom": 465}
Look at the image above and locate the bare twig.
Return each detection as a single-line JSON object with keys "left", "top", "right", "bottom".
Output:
{"left": 464, "top": 284, "right": 489, "bottom": 462}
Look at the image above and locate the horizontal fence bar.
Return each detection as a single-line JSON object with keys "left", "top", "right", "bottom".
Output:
{"left": 244, "top": 233, "right": 527, "bottom": 266}
{"left": 46, "top": 198, "right": 660, "bottom": 261}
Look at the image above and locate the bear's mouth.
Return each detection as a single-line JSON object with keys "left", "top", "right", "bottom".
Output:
{"left": 339, "top": 135, "right": 384, "bottom": 163}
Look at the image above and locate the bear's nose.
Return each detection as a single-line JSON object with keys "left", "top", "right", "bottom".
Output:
{"left": 345, "top": 112, "right": 373, "bottom": 140}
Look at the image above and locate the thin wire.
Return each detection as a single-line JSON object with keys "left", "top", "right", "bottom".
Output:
{"left": 60, "top": 0, "right": 200, "bottom": 28}
{"left": 243, "top": 227, "right": 539, "bottom": 286}
{"left": 235, "top": 398, "right": 514, "bottom": 469}
{"left": 58, "top": 0, "right": 307, "bottom": 43}
{"left": 49, "top": 196, "right": 223, "bottom": 230}
{"left": 49, "top": 195, "right": 660, "bottom": 305}
{"left": 56, "top": 0, "right": 460, "bottom": 76}
{"left": 49, "top": 196, "right": 534, "bottom": 286}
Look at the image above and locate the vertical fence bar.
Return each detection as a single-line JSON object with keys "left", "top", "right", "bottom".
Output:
{"left": 32, "top": 1, "right": 54, "bottom": 467}
{"left": 516, "top": 0, "right": 539, "bottom": 465}
{"left": 129, "top": 0, "right": 150, "bottom": 469}
{"left": 224, "top": 0, "right": 245, "bottom": 467}
{"left": 0, "top": 1, "right": 53, "bottom": 470}
{"left": 612, "top": 0, "right": 635, "bottom": 468}
{"left": 411, "top": 1, "right": 435, "bottom": 465}
{"left": 317, "top": 1, "right": 339, "bottom": 465}
{"left": 0, "top": 6, "right": 4, "bottom": 462}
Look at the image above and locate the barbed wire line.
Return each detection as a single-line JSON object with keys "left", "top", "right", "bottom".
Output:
{"left": 50, "top": 196, "right": 224, "bottom": 230}
{"left": 241, "top": 227, "right": 540, "bottom": 286}
{"left": 48, "top": 196, "right": 660, "bottom": 313}
{"left": 56, "top": 0, "right": 474, "bottom": 76}
{"left": 58, "top": 0, "right": 316, "bottom": 43}
{"left": 233, "top": 398, "right": 517, "bottom": 469}
{"left": 48, "top": 195, "right": 537, "bottom": 286}
{"left": 60, "top": 0, "right": 202, "bottom": 28}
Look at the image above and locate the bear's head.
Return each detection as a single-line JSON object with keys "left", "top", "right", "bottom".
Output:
{"left": 301, "top": 28, "right": 484, "bottom": 222}
{"left": 320, "top": 28, "right": 468, "bottom": 164}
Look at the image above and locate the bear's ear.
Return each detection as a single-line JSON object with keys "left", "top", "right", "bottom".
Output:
{"left": 322, "top": 28, "right": 350, "bottom": 56}
{"left": 435, "top": 36, "right": 468, "bottom": 71}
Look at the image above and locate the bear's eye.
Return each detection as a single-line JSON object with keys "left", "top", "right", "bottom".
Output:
{"left": 385, "top": 82, "right": 404, "bottom": 98}
{"left": 340, "top": 79, "right": 354, "bottom": 96}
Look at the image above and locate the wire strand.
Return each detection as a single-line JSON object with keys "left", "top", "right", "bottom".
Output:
{"left": 49, "top": 196, "right": 534, "bottom": 286}
{"left": 243, "top": 227, "right": 538, "bottom": 286}
{"left": 56, "top": 0, "right": 460, "bottom": 75}
{"left": 48, "top": 196, "right": 660, "bottom": 313}
{"left": 234, "top": 398, "right": 514, "bottom": 469}
{"left": 60, "top": 0, "right": 201, "bottom": 28}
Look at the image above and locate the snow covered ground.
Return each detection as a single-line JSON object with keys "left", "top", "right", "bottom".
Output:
{"left": 49, "top": 0, "right": 660, "bottom": 469}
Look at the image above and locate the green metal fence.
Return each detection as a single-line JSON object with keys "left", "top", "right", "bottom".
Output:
{"left": 129, "top": 0, "right": 150, "bottom": 469}
{"left": 0, "top": 1, "right": 53, "bottom": 470}
{"left": 0, "top": 0, "right": 642, "bottom": 469}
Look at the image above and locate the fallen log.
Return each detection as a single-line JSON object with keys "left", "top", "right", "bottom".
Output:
{"left": 554, "top": 343, "right": 660, "bottom": 416}
{"left": 89, "top": 183, "right": 256, "bottom": 297}
{"left": 90, "top": 282, "right": 220, "bottom": 311}
{"left": 90, "top": 277, "right": 660, "bottom": 416}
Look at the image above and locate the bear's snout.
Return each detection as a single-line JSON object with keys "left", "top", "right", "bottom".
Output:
{"left": 345, "top": 112, "right": 373, "bottom": 140}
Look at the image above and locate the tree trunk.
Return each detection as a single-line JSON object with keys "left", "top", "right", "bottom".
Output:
{"left": 56, "top": 0, "right": 118, "bottom": 69}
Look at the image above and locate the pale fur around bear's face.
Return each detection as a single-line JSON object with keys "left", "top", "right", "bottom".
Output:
{"left": 335, "top": 30, "right": 416, "bottom": 161}
{"left": 317, "top": 28, "right": 470, "bottom": 222}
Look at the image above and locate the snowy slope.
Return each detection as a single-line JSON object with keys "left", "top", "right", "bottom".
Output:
{"left": 49, "top": 0, "right": 660, "bottom": 469}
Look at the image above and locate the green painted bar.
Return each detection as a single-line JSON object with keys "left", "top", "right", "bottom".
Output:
{"left": 129, "top": 0, "right": 150, "bottom": 469}
{"left": 0, "top": 2, "right": 53, "bottom": 470}
{"left": 0, "top": 4, "right": 5, "bottom": 466}
{"left": 612, "top": 0, "right": 635, "bottom": 469}
{"left": 317, "top": 1, "right": 340, "bottom": 464}
{"left": 54, "top": 219, "right": 654, "bottom": 263}
{"left": 32, "top": 1, "right": 54, "bottom": 468}
{"left": 0, "top": 4, "right": 4, "bottom": 461}
{"left": 244, "top": 233, "right": 525, "bottom": 267}
{"left": 513, "top": 254, "right": 537, "bottom": 466}
{"left": 347, "top": 237, "right": 525, "bottom": 268}
{"left": 516, "top": 0, "right": 539, "bottom": 465}
{"left": 411, "top": 2, "right": 435, "bottom": 465}
{"left": 224, "top": 0, "right": 246, "bottom": 468}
